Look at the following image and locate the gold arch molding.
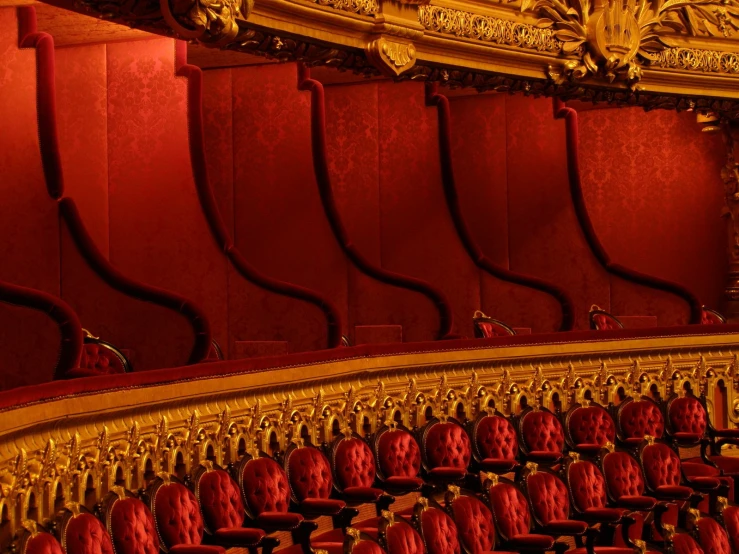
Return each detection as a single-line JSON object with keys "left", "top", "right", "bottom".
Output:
{"left": 1, "top": 330, "right": 739, "bottom": 546}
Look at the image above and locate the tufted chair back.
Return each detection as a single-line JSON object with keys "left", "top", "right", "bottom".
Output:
{"left": 702, "top": 307, "right": 726, "bottom": 325}
{"left": 666, "top": 394, "right": 708, "bottom": 444}
{"left": 380, "top": 513, "right": 424, "bottom": 554}
{"left": 446, "top": 491, "right": 498, "bottom": 554}
{"left": 616, "top": 396, "right": 665, "bottom": 446}
{"left": 673, "top": 533, "right": 706, "bottom": 554}
{"left": 589, "top": 307, "right": 623, "bottom": 331}
{"left": 472, "top": 311, "right": 515, "bottom": 338}
{"left": 374, "top": 425, "right": 422, "bottom": 479}
{"left": 79, "top": 331, "right": 129, "bottom": 373}
{"left": 421, "top": 418, "right": 472, "bottom": 472}
{"left": 471, "top": 412, "right": 518, "bottom": 470}
{"left": 565, "top": 403, "right": 616, "bottom": 454}
{"left": 601, "top": 450, "right": 647, "bottom": 501}
{"left": 722, "top": 505, "right": 739, "bottom": 553}
{"left": 486, "top": 480, "right": 531, "bottom": 540}
{"left": 192, "top": 463, "right": 245, "bottom": 534}
{"left": 518, "top": 407, "right": 565, "bottom": 463}
{"left": 566, "top": 458, "right": 608, "bottom": 512}
{"left": 237, "top": 454, "right": 291, "bottom": 518}
{"left": 416, "top": 502, "right": 461, "bottom": 554}
{"left": 57, "top": 504, "right": 115, "bottom": 554}
{"left": 331, "top": 434, "right": 376, "bottom": 491}
{"left": 147, "top": 476, "right": 205, "bottom": 549}
{"left": 346, "top": 530, "right": 387, "bottom": 554}
{"left": 640, "top": 442, "right": 683, "bottom": 491}
{"left": 285, "top": 443, "right": 334, "bottom": 502}
{"left": 99, "top": 488, "right": 159, "bottom": 554}
{"left": 15, "top": 522, "right": 63, "bottom": 554}
{"left": 697, "top": 516, "right": 730, "bottom": 554}
{"left": 524, "top": 469, "right": 571, "bottom": 526}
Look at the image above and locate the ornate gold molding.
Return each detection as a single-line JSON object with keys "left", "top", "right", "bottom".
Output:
{"left": 418, "top": 5, "right": 562, "bottom": 52}
{"left": 654, "top": 47, "right": 739, "bottom": 73}
{"left": 0, "top": 331, "right": 738, "bottom": 547}
{"left": 366, "top": 36, "right": 417, "bottom": 75}
{"left": 310, "top": 0, "right": 379, "bottom": 16}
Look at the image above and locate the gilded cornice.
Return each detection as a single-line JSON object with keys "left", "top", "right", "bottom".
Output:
{"left": 653, "top": 46, "right": 739, "bottom": 73}
{"left": 0, "top": 331, "right": 738, "bottom": 547}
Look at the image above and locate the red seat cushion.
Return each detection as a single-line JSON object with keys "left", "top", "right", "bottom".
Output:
{"left": 575, "top": 443, "right": 605, "bottom": 455}
{"left": 674, "top": 432, "right": 703, "bottom": 442}
{"left": 383, "top": 476, "right": 423, "bottom": 491}
{"left": 428, "top": 467, "right": 467, "bottom": 480}
{"left": 616, "top": 495, "right": 657, "bottom": 510}
{"left": 256, "top": 511, "right": 303, "bottom": 530}
{"left": 714, "top": 428, "right": 739, "bottom": 438}
{"left": 687, "top": 476, "right": 720, "bottom": 491}
{"left": 570, "top": 549, "right": 660, "bottom": 554}
{"left": 709, "top": 455, "right": 739, "bottom": 474}
{"left": 542, "top": 520, "right": 588, "bottom": 535}
{"left": 480, "top": 458, "right": 518, "bottom": 473}
{"left": 683, "top": 461, "right": 720, "bottom": 477}
{"left": 583, "top": 507, "right": 622, "bottom": 523}
{"left": 508, "top": 534, "right": 555, "bottom": 549}
{"left": 212, "top": 528, "right": 265, "bottom": 546}
{"left": 343, "top": 486, "right": 384, "bottom": 503}
{"left": 655, "top": 485, "right": 693, "bottom": 500}
{"left": 300, "top": 498, "right": 346, "bottom": 515}
{"left": 169, "top": 547, "right": 227, "bottom": 554}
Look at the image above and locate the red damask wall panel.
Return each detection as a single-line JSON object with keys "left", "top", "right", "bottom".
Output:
{"left": 505, "top": 95, "right": 611, "bottom": 329}
{"left": 578, "top": 107, "right": 726, "bottom": 313}
{"left": 377, "top": 81, "right": 480, "bottom": 338}
{"left": 324, "top": 82, "right": 441, "bottom": 342}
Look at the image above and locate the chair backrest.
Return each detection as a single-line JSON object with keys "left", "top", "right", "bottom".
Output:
{"left": 589, "top": 306, "right": 623, "bottom": 331}
{"left": 379, "top": 512, "right": 424, "bottom": 554}
{"left": 147, "top": 476, "right": 205, "bottom": 549}
{"left": 701, "top": 307, "right": 726, "bottom": 325}
{"left": 471, "top": 412, "right": 518, "bottom": 464}
{"left": 446, "top": 489, "right": 498, "bottom": 554}
{"left": 601, "top": 450, "right": 646, "bottom": 501}
{"left": 616, "top": 396, "right": 665, "bottom": 443}
{"left": 565, "top": 457, "right": 608, "bottom": 513}
{"left": 486, "top": 478, "right": 531, "bottom": 541}
{"left": 15, "top": 522, "right": 63, "bottom": 554}
{"left": 345, "top": 529, "right": 387, "bottom": 554}
{"left": 236, "top": 454, "right": 291, "bottom": 518}
{"left": 721, "top": 505, "right": 739, "bottom": 553}
{"left": 415, "top": 500, "right": 461, "bottom": 554}
{"left": 666, "top": 393, "right": 708, "bottom": 443}
{"left": 472, "top": 311, "right": 516, "bottom": 339}
{"left": 373, "top": 425, "right": 421, "bottom": 480}
{"left": 697, "top": 515, "right": 730, "bottom": 554}
{"left": 523, "top": 468, "right": 571, "bottom": 526}
{"left": 564, "top": 402, "right": 615, "bottom": 452}
{"left": 99, "top": 488, "right": 160, "bottom": 554}
{"left": 639, "top": 441, "right": 682, "bottom": 491}
{"left": 517, "top": 407, "right": 565, "bottom": 460}
{"left": 285, "top": 443, "right": 334, "bottom": 502}
{"left": 672, "top": 533, "right": 706, "bottom": 554}
{"left": 331, "top": 433, "right": 376, "bottom": 492}
{"left": 192, "top": 462, "right": 245, "bottom": 534}
{"left": 420, "top": 418, "right": 472, "bottom": 471}
{"left": 57, "top": 504, "right": 115, "bottom": 554}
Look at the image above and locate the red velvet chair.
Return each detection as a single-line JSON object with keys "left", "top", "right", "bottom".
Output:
{"left": 517, "top": 406, "right": 565, "bottom": 465}
{"left": 191, "top": 462, "right": 271, "bottom": 552}
{"left": 378, "top": 510, "right": 424, "bottom": 554}
{"left": 372, "top": 423, "right": 423, "bottom": 495}
{"left": 564, "top": 454, "right": 643, "bottom": 548}
{"left": 665, "top": 392, "right": 739, "bottom": 500}
{"left": 444, "top": 485, "right": 517, "bottom": 554}
{"left": 283, "top": 441, "right": 352, "bottom": 523}
{"left": 469, "top": 411, "right": 519, "bottom": 474}
{"left": 695, "top": 514, "right": 731, "bottom": 554}
{"left": 419, "top": 417, "right": 472, "bottom": 486}
{"left": 671, "top": 532, "right": 706, "bottom": 554}
{"left": 482, "top": 473, "right": 566, "bottom": 554}
{"left": 98, "top": 487, "right": 159, "bottom": 554}
{"left": 65, "top": 329, "right": 130, "bottom": 378}
{"left": 564, "top": 401, "right": 616, "bottom": 457}
{"left": 472, "top": 311, "right": 516, "bottom": 339}
{"left": 56, "top": 503, "right": 115, "bottom": 554}
{"left": 413, "top": 498, "right": 461, "bottom": 554}
{"left": 345, "top": 528, "right": 387, "bottom": 554}
{"left": 702, "top": 307, "right": 726, "bottom": 325}
{"left": 13, "top": 521, "right": 63, "bottom": 554}
{"left": 615, "top": 396, "right": 665, "bottom": 449}
{"left": 720, "top": 504, "right": 739, "bottom": 553}
{"left": 589, "top": 306, "right": 624, "bottom": 331}
{"left": 145, "top": 474, "right": 255, "bottom": 554}
{"left": 329, "top": 431, "right": 390, "bottom": 509}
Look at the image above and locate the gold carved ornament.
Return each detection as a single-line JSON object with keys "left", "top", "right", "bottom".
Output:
{"left": 160, "top": 0, "right": 250, "bottom": 44}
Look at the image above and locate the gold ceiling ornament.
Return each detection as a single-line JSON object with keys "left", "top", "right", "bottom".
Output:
{"left": 655, "top": 47, "right": 739, "bottom": 73}
{"left": 160, "top": 0, "right": 248, "bottom": 44}
{"left": 417, "top": 6, "right": 562, "bottom": 52}
{"left": 366, "top": 37, "right": 418, "bottom": 76}
{"left": 311, "top": 0, "right": 379, "bottom": 15}
{"left": 530, "top": 0, "right": 739, "bottom": 88}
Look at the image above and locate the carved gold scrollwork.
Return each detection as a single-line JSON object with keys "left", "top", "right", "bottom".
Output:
{"left": 366, "top": 37, "right": 417, "bottom": 76}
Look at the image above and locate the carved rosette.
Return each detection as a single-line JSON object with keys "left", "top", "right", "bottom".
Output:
{"left": 366, "top": 36, "right": 417, "bottom": 76}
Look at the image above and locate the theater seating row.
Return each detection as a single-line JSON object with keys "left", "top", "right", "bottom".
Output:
{"left": 14, "top": 390, "right": 739, "bottom": 554}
